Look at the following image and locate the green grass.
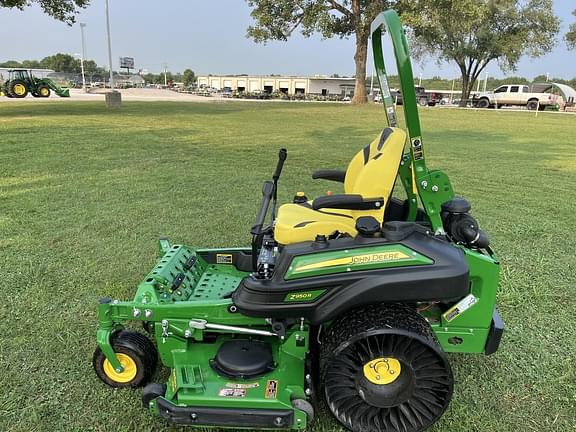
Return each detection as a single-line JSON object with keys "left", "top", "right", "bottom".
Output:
{"left": 0, "top": 101, "right": 575, "bottom": 432}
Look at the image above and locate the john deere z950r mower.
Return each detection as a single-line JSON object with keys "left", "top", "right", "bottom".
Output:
{"left": 93, "top": 10, "right": 503, "bottom": 432}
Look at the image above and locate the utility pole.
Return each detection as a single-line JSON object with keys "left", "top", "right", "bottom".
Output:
{"left": 483, "top": 71, "right": 488, "bottom": 92}
{"left": 368, "top": 38, "right": 374, "bottom": 96}
{"left": 419, "top": 73, "right": 422, "bottom": 87}
{"left": 79, "top": 23, "right": 87, "bottom": 91}
{"left": 163, "top": 63, "right": 168, "bottom": 87}
{"left": 105, "top": 0, "right": 114, "bottom": 90}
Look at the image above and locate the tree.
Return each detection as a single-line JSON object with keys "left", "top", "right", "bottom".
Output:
{"left": 0, "top": 60, "right": 23, "bottom": 68}
{"left": 0, "top": 0, "right": 89, "bottom": 24}
{"left": 404, "top": 0, "right": 560, "bottom": 106}
{"left": 40, "top": 53, "right": 80, "bottom": 73}
{"left": 567, "top": 9, "right": 576, "bottom": 49}
{"left": 183, "top": 69, "right": 196, "bottom": 87}
{"left": 245, "top": 0, "right": 401, "bottom": 104}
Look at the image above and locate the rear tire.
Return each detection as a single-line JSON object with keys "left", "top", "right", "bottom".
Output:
{"left": 476, "top": 98, "right": 490, "bottom": 109}
{"left": 526, "top": 100, "right": 539, "bottom": 110}
{"left": 418, "top": 97, "right": 428, "bottom": 107}
{"left": 321, "top": 304, "right": 453, "bottom": 432}
{"left": 9, "top": 80, "right": 28, "bottom": 98}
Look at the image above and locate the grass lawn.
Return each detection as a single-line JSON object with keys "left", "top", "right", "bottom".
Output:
{"left": 0, "top": 101, "right": 575, "bottom": 432}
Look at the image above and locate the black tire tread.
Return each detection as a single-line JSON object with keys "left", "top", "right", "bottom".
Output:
{"left": 142, "top": 383, "right": 167, "bottom": 407}
{"left": 93, "top": 330, "right": 158, "bottom": 388}
{"left": 321, "top": 303, "right": 453, "bottom": 432}
{"left": 9, "top": 80, "right": 28, "bottom": 98}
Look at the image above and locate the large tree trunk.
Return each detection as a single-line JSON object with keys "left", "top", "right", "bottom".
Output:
{"left": 351, "top": 30, "right": 368, "bottom": 104}
{"left": 458, "top": 64, "right": 474, "bottom": 107}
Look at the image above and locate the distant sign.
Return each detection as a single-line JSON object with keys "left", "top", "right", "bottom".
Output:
{"left": 119, "top": 57, "right": 134, "bottom": 69}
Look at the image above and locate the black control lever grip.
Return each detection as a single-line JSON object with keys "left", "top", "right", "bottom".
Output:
{"left": 272, "top": 148, "right": 287, "bottom": 181}
{"left": 251, "top": 180, "right": 274, "bottom": 235}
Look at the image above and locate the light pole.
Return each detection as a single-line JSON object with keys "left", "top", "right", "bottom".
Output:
{"left": 368, "top": 38, "right": 374, "bottom": 96}
{"left": 163, "top": 63, "right": 168, "bottom": 87}
{"left": 483, "top": 71, "right": 488, "bottom": 92}
{"left": 79, "top": 23, "right": 87, "bottom": 91}
{"left": 105, "top": 0, "right": 114, "bottom": 90}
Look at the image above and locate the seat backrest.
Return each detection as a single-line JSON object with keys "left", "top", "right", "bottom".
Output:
{"left": 344, "top": 127, "right": 407, "bottom": 216}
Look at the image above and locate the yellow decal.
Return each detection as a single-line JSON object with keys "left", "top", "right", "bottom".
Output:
{"left": 216, "top": 254, "right": 233, "bottom": 264}
{"left": 265, "top": 380, "right": 278, "bottom": 399}
{"left": 295, "top": 251, "right": 410, "bottom": 272}
{"left": 170, "top": 369, "right": 177, "bottom": 393}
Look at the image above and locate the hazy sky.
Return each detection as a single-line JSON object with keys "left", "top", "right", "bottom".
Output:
{"left": 0, "top": 1, "right": 574, "bottom": 79}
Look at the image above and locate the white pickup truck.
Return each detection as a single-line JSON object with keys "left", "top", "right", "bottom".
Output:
{"left": 475, "top": 84, "right": 557, "bottom": 110}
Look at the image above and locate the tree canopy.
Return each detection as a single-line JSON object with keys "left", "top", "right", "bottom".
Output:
{"left": 1, "top": 53, "right": 101, "bottom": 74}
{"left": 0, "top": 0, "right": 89, "bottom": 24}
{"left": 567, "top": 9, "right": 576, "bottom": 49}
{"left": 246, "top": 0, "right": 401, "bottom": 104}
{"left": 403, "top": 0, "right": 560, "bottom": 106}
{"left": 183, "top": 69, "right": 196, "bottom": 87}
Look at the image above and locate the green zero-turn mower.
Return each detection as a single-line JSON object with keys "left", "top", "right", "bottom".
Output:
{"left": 2, "top": 69, "right": 70, "bottom": 98}
{"left": 93, "top": 10, "right": 504, "bottom": 432}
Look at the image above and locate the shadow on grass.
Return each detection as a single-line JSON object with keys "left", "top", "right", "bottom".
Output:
{"left": 0, "top": 100, "right": 309, "bottom": 119}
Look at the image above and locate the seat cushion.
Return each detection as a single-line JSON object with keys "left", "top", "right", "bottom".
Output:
{"left": 274, "top": 128, "right": 407, "bottom": 245}
{"left": 274, "top": 203, "right": 357, "bottom": 245}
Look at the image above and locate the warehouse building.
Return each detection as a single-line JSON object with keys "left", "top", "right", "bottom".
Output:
{"left": 196, "top": 75, "right": 356, "bottom": 97}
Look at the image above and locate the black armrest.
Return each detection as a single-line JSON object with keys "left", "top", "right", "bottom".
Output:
{"left": 312, "top": 194, "right": 384, "bottom": 211}
{"left": 312, "top": 169, "right": 346, "bottom": 183}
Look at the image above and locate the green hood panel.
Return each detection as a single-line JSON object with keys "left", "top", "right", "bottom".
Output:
{"left": 285, "top": 244, "right": 433, "bottom": 280}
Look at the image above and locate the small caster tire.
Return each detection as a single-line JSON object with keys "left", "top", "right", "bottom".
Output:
{"left": 292, "top": 398, "right": 315, "bottom": 426}
{"left": 93, "top": 330, "right": 158, "bottom": 388}
{"left": 142, "top": 383, "right": 167, "bottom": 408}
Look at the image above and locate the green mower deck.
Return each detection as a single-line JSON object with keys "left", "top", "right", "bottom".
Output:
{"left": 93, "top": 10, "right": 504, "bottom": 432}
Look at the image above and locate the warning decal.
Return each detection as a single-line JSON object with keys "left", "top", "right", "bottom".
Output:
{"left": 216, "top": 253, "right": 233, "bottom": 264}
{"left": 265, "top": 380, "right": 278, "bottom": 399}
{"left": 218, "top": 388, "right": 246, "bottom": 398}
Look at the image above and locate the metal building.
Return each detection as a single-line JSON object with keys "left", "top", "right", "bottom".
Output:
{"left": 196, "top": 75, "right": 356, "bottom": 97}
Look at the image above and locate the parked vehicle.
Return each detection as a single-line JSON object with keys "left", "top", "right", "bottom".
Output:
{"left": 2, "top": 69, "right": 70, "bottom": 98}
{"left": 389, "top": 86, "right": 441, "bottom": 106}
{"left": 475, "top": 84, "right": 556, "bottom": 110}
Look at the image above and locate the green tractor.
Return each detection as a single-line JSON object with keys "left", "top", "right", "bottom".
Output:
{"left": 2, "top": 69, "right": 70, "bottom": 98}
{"left": 93, "top": 10, "right": 503, "bottom": 432}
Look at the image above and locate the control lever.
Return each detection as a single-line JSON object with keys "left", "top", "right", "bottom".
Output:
{"left": 271, "top": 148, "right": 287, "bottom": 221}
{"left": 251, "top": 180, "right": 274, "bottom": 236}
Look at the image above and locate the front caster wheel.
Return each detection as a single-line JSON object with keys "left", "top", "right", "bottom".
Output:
{"left": 292, "top": 398, "right": 315, "bottom": 426}
{"left": 93, "top": 330, "right": 158, "bottom": 388}
{"left": 142, "top": 383, "right": 167, "bottom": 408}
{"left": 322, "top": 304, "right": 453, "bottom": 432}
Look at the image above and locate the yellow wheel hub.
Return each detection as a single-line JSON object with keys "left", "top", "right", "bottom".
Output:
{"left": 103, "top": 353, "right": 138, "bottom": 383}
{"left": 40, "top": 88, "right": 49, "bottom": 96}
{"left": 363, "top": 357, "right": 402, "bottom": 385}
{"left": 13, "top": 84, "right": 26, "bottom": 96}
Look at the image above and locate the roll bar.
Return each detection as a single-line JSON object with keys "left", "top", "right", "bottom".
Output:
{"left": 370, "top": 10, "right": 455, "bottom": 233}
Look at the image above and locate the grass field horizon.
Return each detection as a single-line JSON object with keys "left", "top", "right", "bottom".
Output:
{"left": 1, "top": 101, "right": 575, "bottom": 431}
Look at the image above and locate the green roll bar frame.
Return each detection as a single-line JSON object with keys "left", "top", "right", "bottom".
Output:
{"left": 371, "top": 10, "right": 455, "bottom": 234}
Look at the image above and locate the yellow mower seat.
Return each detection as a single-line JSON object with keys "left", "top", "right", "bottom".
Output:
{"left": 275, "top": 127, "right": 407, "bottom": 245}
